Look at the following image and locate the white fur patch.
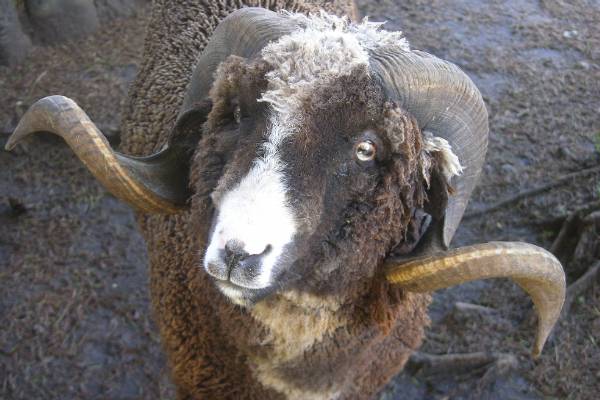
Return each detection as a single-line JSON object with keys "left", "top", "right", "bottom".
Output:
{"left": 422, "top": 131, "right": 464, "bottom": 184}
{"left": 204, "top": 117, "right": 297, "bottom": 289}
{"left": 215, "top": 282, "right": 248, "bottom": 305}
{"left": 249, "top": 290, "right": 346, "bottom": 399}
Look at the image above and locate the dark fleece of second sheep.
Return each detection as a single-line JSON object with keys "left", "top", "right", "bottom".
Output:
{"left": 118, "top": 1, "right": 440, "bottom": 399}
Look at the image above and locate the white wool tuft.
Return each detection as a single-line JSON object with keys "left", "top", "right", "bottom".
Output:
{"left": 282, "top": 11, "right": 410, "bottom": 52}
{"left": 258, "top": 11, "right": 410, "bottom": 118}
{"left": 422, "top": 131, "right": 464, "bottom": 184}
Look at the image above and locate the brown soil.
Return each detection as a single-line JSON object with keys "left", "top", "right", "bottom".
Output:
{"left": 0, "top": 8, "right": 171, "bottom": 400}
{"left": 1, "top": 1, "right": 598, "bottom": 399}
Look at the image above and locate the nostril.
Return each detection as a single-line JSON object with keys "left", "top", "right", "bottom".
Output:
{"left": 222, "top": 240, "right": 272, "bottom": 269}
{"left": 224, "top": 239, "right": 248, "bottom": 259}
{"left": 262, "top": 244, "right": 272, "bottom": 255}
{"left": 223, "top": 240, "right": 249, "bottom": 268}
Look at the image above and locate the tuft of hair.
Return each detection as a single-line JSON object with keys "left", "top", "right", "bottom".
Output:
{"left": 258, "top": 11, "right": 410, "bottom": 120}
{"left": 421, "top": 131, "right": 464, "bottom": 186}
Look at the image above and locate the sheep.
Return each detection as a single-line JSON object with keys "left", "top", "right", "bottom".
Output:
{"left": 5, "top": 2, "right": 566, "bottom": 399}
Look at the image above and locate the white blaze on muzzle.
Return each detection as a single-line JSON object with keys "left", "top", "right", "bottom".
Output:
{"left": 203, "top": 118, "right": 297, "bottom": 289}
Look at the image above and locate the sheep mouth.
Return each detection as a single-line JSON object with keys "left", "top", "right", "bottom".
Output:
{"left": 214, "top": 280, "right": 275, "bottom": 306}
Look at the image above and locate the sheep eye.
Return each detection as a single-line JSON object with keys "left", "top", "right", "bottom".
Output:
{"left": 355, "top": 140, "right": 376, "bottom": 162}
{"left": 233, "top": 105, "right": 241, "bottom": 124}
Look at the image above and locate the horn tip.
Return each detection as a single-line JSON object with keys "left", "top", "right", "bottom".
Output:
{"left": 5, "top": 118, "right": 31, "bottom": 151}
{"left": 532, "top": 344, "right": 543, "bottom": 358}
{"left": 4, "top": 132, "right": 19, "bottom": 151}
{"left": 532, "top": 330, "right": 551, "bottom": 358}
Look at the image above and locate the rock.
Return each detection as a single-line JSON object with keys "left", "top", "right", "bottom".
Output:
{"left": 26, "top": 0, "right": 99, "bottom": 44}
{"left": 500, "top": 163, "right": 517, "bottom": 176}
{"left": 0, "top": 0, "right": 32, "bottom": 65}
{"left": 2, "top": 0, "right": 149, "bottom": 64}
{"left": 562, "top": 30, "right": 578, "bottom": 39}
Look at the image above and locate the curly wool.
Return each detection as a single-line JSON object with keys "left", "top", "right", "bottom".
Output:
{"left": 259, "top": 11, "right": 409, "bottom": 119}
{"left": 118, "top": 1, "right": 435, "bottom": 399}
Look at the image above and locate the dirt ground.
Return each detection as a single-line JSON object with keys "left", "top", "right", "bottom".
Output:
{"left": 1, "top": 1, "right": 598, "bottom": 399}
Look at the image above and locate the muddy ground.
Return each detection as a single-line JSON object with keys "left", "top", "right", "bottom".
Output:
{"left": 1, "top": 1, "right": 598, "bottom": 399}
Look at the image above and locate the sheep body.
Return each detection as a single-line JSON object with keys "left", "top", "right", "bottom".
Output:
{"left": 120, "top": 1, "right": 430, "bottom": 399}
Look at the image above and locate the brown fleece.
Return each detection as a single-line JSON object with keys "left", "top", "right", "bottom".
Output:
{"left": 118, "top": 1, "right": 437, "bottom": 399}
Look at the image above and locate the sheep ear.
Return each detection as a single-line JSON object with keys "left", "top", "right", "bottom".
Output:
{"left": 419, "top": 131, "right": 464, "bottom": 245}
{"left": 421, "top": 131, "right": 463, "bottom": 190}
{"left": 418, "top": 139, "right": 454, "bottom": 241}
{"left": 423, "top": 166, "right": 451, "bottom": 222}
{"left": 174, "top": 99, "right": 213, "bottom": 138}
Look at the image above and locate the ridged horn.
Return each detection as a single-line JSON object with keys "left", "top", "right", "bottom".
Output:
{"left": 5, "top": 95, "right": 192, "bottom": 213}
{"left": 370, "top": 49, "right": 489, "bottom": 249}
{"left": 386, "top": 242, "right": 566, "bottom": 357}
{"left": 5, "top": 9, "right": 298, "bottom": 214}
{"left": 180, "top": 8, "right": 301, "bottom": 117}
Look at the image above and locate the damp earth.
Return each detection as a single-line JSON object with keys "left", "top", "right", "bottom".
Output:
{"left": 1, "top": 1, "right": 599, "bottom": 399}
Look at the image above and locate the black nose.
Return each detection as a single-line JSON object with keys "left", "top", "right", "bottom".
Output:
{"left": 224, "top": 240, "right": 250, "bottom": 268}
{"left": 216, "top": 240, "right": 273, "bottom": 281}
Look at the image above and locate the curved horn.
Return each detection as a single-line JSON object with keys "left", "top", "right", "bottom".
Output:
{"left": 180, "top": 8, "right": 301, "bottom": 117}
{"left": 370, "top": 50, "right": 489, "bottom": 249}
{"left": 5, "top": 96, "right": 191, "bottom": 213}
{"left": 386, "top": 242, "right": 566, "bottom": 357}
{"left": 5, "top": 9, "right": 298, "bottom": 214}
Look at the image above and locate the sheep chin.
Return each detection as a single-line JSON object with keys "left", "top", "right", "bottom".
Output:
{"left": 215, "top": 281, "right": 274, "bottom": 307}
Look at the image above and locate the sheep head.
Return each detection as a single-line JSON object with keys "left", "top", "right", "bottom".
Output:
{"left": 5, "top": 8, "right": 565, "bottom": 357}
{"left": 195, "top": 54, "right": 435, "bottom": 304}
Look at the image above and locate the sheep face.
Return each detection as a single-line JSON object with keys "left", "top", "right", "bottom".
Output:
{"left": 195, "top": 56, "right": 437, "bottom": 307}
{"left": 191, "top": 14, "right": 466, "bottom": 307}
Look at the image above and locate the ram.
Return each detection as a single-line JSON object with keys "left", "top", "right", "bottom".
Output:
{"left": 5, "top": 1, "right": 565, "bottom": 399}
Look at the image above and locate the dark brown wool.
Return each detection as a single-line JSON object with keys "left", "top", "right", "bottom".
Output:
{"left": 119, "top": 1, "right": 435, "bottom": 399}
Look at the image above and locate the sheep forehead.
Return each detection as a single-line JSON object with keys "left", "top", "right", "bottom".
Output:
{"left": 258, "top": 11, "right": 410, "bottom": 116}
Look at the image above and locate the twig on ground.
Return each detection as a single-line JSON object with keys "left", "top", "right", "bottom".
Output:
{"left": 448, "top": 302, "right": 513, "bottom": 331}
{"left": 408, "top": 351, "right": 508, "bottom": 376}
{"left": 536, "top": 199, "right": 600, "bottom": 229}
{"left": 451, "top": 301, "right": 498, "bottom": 317}
{"left": 560, "top": 261, "right": 600, "bottom": 320}
{"left": 476, "top": 353, "right": 518, "bottom": 393}
{"left": 465, "top": 165, "right": 600, "bottom": 219}
{"left": 409, "top": 351, "right": 518, "bottom": 394}
{"left": 550, "top": 200, "right": 600, "bottom": 263}
{"left": 551, "top": 213, "right": 584, "bottom": 263}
